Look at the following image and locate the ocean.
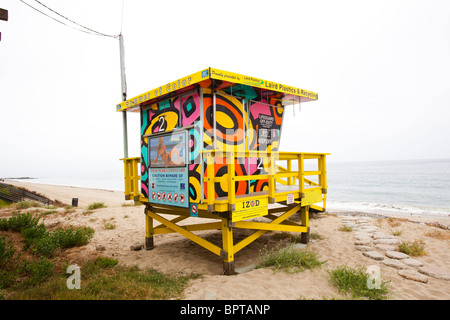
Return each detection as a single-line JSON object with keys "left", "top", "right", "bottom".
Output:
{"left": 326, "top": 158, "right": 450, "bottom": 217}
{"left": 7, "top": 158, "right": 450, "bottom": 218}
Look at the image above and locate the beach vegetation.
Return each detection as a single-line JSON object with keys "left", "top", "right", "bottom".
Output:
{"left": 0, "top": 199, "right": 11, "bottom": 207}
{"left": 121, "top": 201, "right": 140, "bottom": 207}
{"left": 95, "top": 256, "right": 118, "bottom": 268}
{"left": 15, "top": 201, "right": 42, "bottom": 210}
{"left": 9, "top": 259, "right": 200, "bottom": 300}
{"left": 63, "top": 205, "right": 76, "bottom": 214}
{"left": 0, "top": 212, "right": 96, "bottom": 292}
{"left": 398, "top": 240, "right": 427, "bottom": 256}
{"left": 338, "top": 225, "right": 353, "bottom": 232}
{"left": 387, "top": 217, "right": 408, "bottom": 228}
{"left": 425, "top": 229, "right": 450, "bottom": 240}
{"left": 328, "top": 265, "right": 391, "bottom": 300}
{"left": 87, "top": 202, "right": 107, "bottom": 210}
{"left": 0, "top": 212, "right": 40, "bottom": 232}
{"left": 258, "top": 244, "right": 326, "bottom": 273}
{"left": 391, "top": 230, "right": 402, "bottom": 236}
{"left": 19, "top": 258, "right": 54, "bottom": 287}
{"left": 104, "top": 222, "right": 116, "bottom": 230}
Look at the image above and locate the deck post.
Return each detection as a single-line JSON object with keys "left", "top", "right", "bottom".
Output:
{"left": 145, "top": 206, "right": 154, "bottom": 250}
{"left": 222, "top": 217, "right": 235, "bottom": 275}
{"left": 300, "top": 205, "right": 310, "bottom": 244}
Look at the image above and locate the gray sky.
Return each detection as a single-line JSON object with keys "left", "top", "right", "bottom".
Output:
{"left": 1, "top": 0, "right": 450, "bottom": 180}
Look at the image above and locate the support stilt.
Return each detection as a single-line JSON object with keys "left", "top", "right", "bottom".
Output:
{"left": 222, "top": 218, "right": 236, "bottom": 275}
{"left": 145, "top": 207, "right": 154, "bottom": 250}
{"left": 300, "top": 205, "right": 310, "bottom": 244}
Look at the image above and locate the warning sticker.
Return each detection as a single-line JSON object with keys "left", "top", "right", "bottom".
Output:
{"left": 232, "top": 198, "right": 268, "bottom": 222}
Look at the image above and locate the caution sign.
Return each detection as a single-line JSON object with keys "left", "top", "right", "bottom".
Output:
{"left": 190, "top": 203, "right": 198, "bottom": 217}
{"left": 232, "top": 198, "right": 268, "bottom": 222}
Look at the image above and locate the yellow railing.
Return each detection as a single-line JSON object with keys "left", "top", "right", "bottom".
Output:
{"left": 202, "top": 150, "right": 329, "bottom": 212}
{"left": 121, "top": 157, "right": 141, "bottom": 201}
{"left": 122, "top": 151, "right": 329, "bottom": 211}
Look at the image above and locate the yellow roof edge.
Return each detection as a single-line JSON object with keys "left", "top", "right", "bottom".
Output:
{"left": 116, "top": 67, "right": 318, "bottom": 112}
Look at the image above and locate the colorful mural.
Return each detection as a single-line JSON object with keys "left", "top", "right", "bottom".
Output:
{"left": 202, "top": 87, "right": 284, "bottom": 199}
{"left": 141, "top": 84, "right": 284, "bottom": 203}
{"left": 140, "top": 90, "right": 201, "bottom": 200}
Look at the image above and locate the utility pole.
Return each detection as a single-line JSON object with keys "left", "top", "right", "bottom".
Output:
{"left": 119, "top": 33, "right": 128, "bottom": 158}
{"left": 0, "top": 8, "right": 8, "bottom": 42}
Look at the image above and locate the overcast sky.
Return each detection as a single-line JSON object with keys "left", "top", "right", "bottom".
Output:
{"left": 1, "top": 0, "right": 450, "bottom": 180}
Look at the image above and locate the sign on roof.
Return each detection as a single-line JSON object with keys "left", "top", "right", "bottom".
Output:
{"left": 116, "top": 68, "right": 318, "bottom": 112}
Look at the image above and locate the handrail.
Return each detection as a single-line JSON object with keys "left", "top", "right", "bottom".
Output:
{"left": 121, "top": 157, "right": 141, "bottom": 201}
{"left": 0, "top": 182, "right": 51, "bottom": 206}
{"left": 120, "top": 151, "right": 328, "bottom": 211}
{"left": 202, "top": 150, "right": 328, "bottom": 211}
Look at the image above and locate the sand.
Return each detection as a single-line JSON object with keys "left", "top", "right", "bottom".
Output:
{"left": 2, "top": 180, "right": 450, "bottom": 300}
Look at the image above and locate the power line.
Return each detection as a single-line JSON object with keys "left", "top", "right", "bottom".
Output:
{"left": 20, "top": 0, "right": 119, "bottom": 39}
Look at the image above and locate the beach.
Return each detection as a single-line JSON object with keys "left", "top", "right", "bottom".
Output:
{"left": 2, "top": 180, "right": 450, "bottom": 300}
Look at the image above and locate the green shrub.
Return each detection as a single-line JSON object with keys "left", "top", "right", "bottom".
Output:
{"left": 51, "top": 227, "right": 94, "bottom": 249}
{"left": 0, "top": 236, "right": 18, "bottom": 269}
{"left": 15, "top": 201, "right": 41, "bottom": 210}
{"left": 21, "top": 224, "right": 48, "bottom": 248}
{"left": 87, "top": 202, "right": 107, "bottom": 210}
{"left": 258, "top": 244, "right": 326, "bottom": 272}
{"left": 20, "top": 258, "right": 54, "bottom": 287}
{"left": 0, "top": 212, "right": 40, "bottom": 232}
{"left": 95, "top": 257, "right": 119, "bottom": 269}
{"left": 398, "top": 240, "right": 427, "bottom": 256}
{"left": 21, "top": 223, "right": 94, "bottom": 258}
{"left": 328, "top": 265, "right": 390, "bottom": 300}
{"left": 32, "top": 235, "right": 60, "bottom": 258}
{"left": 0, "top": 236, "right": 19, "bottom": 289}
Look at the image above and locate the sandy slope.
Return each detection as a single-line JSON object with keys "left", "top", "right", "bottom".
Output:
{"left": 3, "top": 180, "right": 450, "bottom": 300}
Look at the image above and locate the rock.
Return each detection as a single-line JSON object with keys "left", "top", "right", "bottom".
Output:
{"left": 355, "top": 245, "right": 373, "bottom": 252}
{"left": 130, "top": 243, "right": 143, "bottom": 251}
{"left": 363, "top": 251, "right": 384, "bottom": 261}
{"left": 293, "top": 243, "right": 307, "bottom": 250}
{"left": 355, "top": 239, "right": 371, "bottom": 246}
{"left": 203, "top": 291, "right": 218, "bottom": 300}
{"left": 354, "top": 231, "right": 371, "bottom": 238}
{"left": 418, "top": 266, "right": 450, "bottom": 281}
{"left": 382, "top": 258, "right": 408, "bottom": 269}
{"left": 45, "top": 221, "right": 60, "bottom": 228}
{"left": 385, "top": 251, "right": 410, "bottom": 260}
{"left": 361, "top": 226, "right": 378, "bottom": 233}
{"left": 373, "top": 238, "right": 400, "bottom": 245}
{"left": 235, "top": 264, "right": 257, "bottom": 274}
{"left": 398, "top": 269, "right": 428, "bottom": 283}
{"left": 375, "top": 244, "right": 398, "bottom": 251}
{"left": 402, "top": 258, "right": 424, "bottom": 268}
{"left": 342, "top": 217, "right": 358, "bottom": 221}
{"left": 96, "top": 244, "right": 106, "bottom": 251}
{"left": 354, "top": 234, "right": 372, "bottom": 241}
{"left": 372, "top": 232, "right": 395, "bottom": 240}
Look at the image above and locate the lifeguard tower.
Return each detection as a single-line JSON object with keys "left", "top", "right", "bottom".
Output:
{"left": 117, "top": 68, "right": 328, "bottom": 275}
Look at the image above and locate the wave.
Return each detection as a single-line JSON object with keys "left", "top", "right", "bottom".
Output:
{"left": 327, "top": 200, "right": 450, "bottom": 218}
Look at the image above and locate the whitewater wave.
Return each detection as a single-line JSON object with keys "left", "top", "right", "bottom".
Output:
{"left": 327, "top": 200, "right": 450, "bottom": 218}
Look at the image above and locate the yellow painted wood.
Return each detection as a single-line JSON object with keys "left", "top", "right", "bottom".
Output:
{"left": 147, "top": 209, "right": 223, "bottom": 257}
{"left": 222, "top": 219, "right": 234, "bottom": 263}
{"left": 301, "top": 205, "right": 309, "bottom": 228}
{"left": 233, "top": 204, "right": 300, "bottom": 253}
{"left": 227, "top": 152, "right": 235, "bottom": 211}
{"left": 154, "top": 221, "right": 222, "bottom": 234}
{"left": 235, "top": 220, "right": 307, "bottom": 233}
{"left": 145, "top": 211, "right": 153, "bottom": 238}
{"left": 206, "top": 152, "right": 215, "bottom": 210}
